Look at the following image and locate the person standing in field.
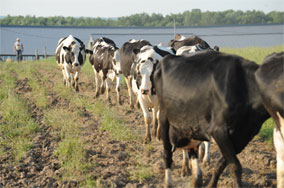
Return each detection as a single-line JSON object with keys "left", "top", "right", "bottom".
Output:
{"left": 14, "top": 38, "right": 24, "bottom": 62}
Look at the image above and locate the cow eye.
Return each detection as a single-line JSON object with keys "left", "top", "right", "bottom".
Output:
{"left": 141, "top": 60, "right": 146, "bottom": 63}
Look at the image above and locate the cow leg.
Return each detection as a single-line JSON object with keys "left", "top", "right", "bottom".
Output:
{"left": 181, "top": 149, "right": 190, "bottom": 177}
{"left": 202, "top": 141, "right": 210, "bottom": 166}
{"left": 189, "top": 148, "right": 202, "bottom": 187}
{"left": 151, "top": 106, "right": 158, "bottom": 139}
{"left": 100, "top": 73, "right": 105, "bottom": 95}
{"left": 135, "top": 97, "right": 140, "bottom": 109}
{"left": 105, "top": 78, "right": 111, "bottom": 104}
{"left": 64, "top": 65, "right": 71, "bottom": 88}
{"left": 115, "top": 74, "right": 122, "bottom": 105}
{"left": 74, "top": 71, "right": 80, "bottom": 92}
{"left": 210, "top": 130, "right": 242, "bottom": 188}
{"left": 159, "top": 110, "right": 173, "bottom": 187}
{"left": 274, "top": 112, "right": 284, "bottom": 188}
{"left": 207, "top": 157, "right": 227, "bottom": 188}
{"left": 61, "top": 68, "right": 67, "bottom": 85}
{"left": 157, "top": 109, "right": 162, "bottom": 140}
{"left": 198, "top": 142, "right": 205, "bottom": 163}
{"left": 125, "top": 76, "right": 134, "bottom": 108}
{"left": 94, "top": 69, "right": 100, "bottom": 97}
{"left": 138, "top": 94, "right": 151, "bottom": 144}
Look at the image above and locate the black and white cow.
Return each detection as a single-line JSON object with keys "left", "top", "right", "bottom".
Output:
{"left": 130, "top": 45, "right": 175, "bottom": 144}
{"left": 89, "top": 37, "right": 122, "bottom": 104}
{"left": 168, "top": 34, "right": 211, "bottom": 51}
{"left": 55, "top": 35, "right": 92, "bottom": 91}
{"left": 120, "top": 39, "right": 152, "bottom": 108}
{"left": 153, "top": 51, "right": 270, "bottom": 187}
{"left": 255, "top": 51, "right": 284, "bottom": 188}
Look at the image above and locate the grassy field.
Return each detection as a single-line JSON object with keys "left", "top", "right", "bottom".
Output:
{"left": 0, "top": 45, "right": 282, "bottom": 187}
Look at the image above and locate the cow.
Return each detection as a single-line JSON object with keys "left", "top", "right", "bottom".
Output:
{"left": 120, "top": 39, "right": 152, "bottom": 108}
{"left": 255, "top": 51, "right": 284, "bottom": 188}
{"left": 89, "top": 38, "right": 122, "bottom": 104}
{"left": 168, "top": 34, "right": 211, "bottom": 51}
{"left": 153, "top": 50, "right": 270, "bottom": 187}
{"left": 55, "top": 35, "right": 92, "bottom": 91}
{"left": 130, "top": 45, "right": 175, "bottom": 144}
{"left": 132, "top": 45, "right": 211, "bottom": 176}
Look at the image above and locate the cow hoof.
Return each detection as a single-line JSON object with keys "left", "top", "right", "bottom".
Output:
{"left": 129, "top": 103, "right": 134, "bottom": 109}
{"left": 203, "top": 160, "right": 210, "bottom": 167}
{"left": 151, "top": 129, "right": 157, "bottom": 138}
{"left": 117, "top": 98, "right": 122, "bottom": 105}
{"left": 75, "top": 87, "right": 79, "bottom": 92}
{"left": 95, "top": 92, "right": 100, "bottom": 98}
{"left": 100, "top": 87, "right": 105, "bottom": 94}
{"left": 135, "top": 102, "right": 140, "bottom": 109}
{"left": 144, "top": 137, "right": 151, "bottom": 144}
{"left": 191, "top": 179, "right": 202, "bottom": 188}
{"left": 181, "top": 166, "right": 190, "bottom": 177}
{"left": 164, "top": 182, "right": 173, "bottom": 188}
{"left": 107, "top": 98, "right": 111, "bottom": 105}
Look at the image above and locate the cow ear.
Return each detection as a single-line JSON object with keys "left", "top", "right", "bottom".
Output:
{"left": 63, "top": 46, "right": 71, "bottom": 52}
{"left": 80, "top": 44, "right": 85, "bottom": 51}
{"left": 85, "top": 49, "right": 93, "bottom": 54}
{"left": 133, "top": 49, "right": 140, "bottom": 55}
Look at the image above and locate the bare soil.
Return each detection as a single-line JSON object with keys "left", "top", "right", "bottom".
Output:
{"left": 0, "top": 64, "right": 277, "bottom": 188}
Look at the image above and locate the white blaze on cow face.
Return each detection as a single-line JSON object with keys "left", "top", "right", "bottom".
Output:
{"left": 137, "top": 58, "right": 154, "bottom": 95}
{"left": 63, "top": 43, "right": 82, "bottom": 71}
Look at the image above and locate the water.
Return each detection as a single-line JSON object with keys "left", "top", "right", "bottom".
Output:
{"left": 0, "top": 24, "right": 283, "bottom": 55}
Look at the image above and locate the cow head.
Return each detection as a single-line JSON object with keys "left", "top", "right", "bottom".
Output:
{"left": 133, "top": 46, "right": 156, "bottom": 95}
{"left": 63, "top": 42, "right": 85, "bottom": 70}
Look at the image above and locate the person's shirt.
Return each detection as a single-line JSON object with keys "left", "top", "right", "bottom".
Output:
{"left": 14, "top": 41, "right": 23, "bottom": 51}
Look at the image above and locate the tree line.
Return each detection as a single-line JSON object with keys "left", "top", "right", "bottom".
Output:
{"left": 1, "top": 9, "right": 283, "bottom": 27}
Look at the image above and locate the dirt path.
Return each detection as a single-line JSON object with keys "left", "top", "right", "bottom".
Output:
{"left": 0, "top": 63, "right": 277, "bottom": 188}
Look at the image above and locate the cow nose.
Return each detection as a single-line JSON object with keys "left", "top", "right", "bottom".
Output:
{"left": 74, "top": 63, "right": 79, "bottom": 67}
{"left": 141, "top": 89, "right": 149, "bottom": 95}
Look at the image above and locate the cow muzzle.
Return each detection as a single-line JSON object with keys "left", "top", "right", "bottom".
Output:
{"left": 141, "top": 89, "right": 149, "bottom": 95}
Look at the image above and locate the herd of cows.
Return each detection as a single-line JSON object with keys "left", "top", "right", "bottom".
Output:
{"left": 55, "top": 34, "right": 283, "bottom": 188}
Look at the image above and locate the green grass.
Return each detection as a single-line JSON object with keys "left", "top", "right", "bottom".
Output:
{"left": 221, "top": 45, "right": 284, "bottom": 64}
{"left": 256, "top": 118, "right": 274, "bottom": 144}
{"left": 0, "top": 64, "right": 40, "bottom": 162}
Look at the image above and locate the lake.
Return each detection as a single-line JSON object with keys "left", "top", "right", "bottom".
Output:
{"left": 0, "top": 24, "right": 283, "bottom": 55}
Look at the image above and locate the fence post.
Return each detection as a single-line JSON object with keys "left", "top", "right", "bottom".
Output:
{"left": 35, "top": 49, "right": 38, "bottom": 61}
{"left": 44, "top": 46, "right": 47, "bottom": 59}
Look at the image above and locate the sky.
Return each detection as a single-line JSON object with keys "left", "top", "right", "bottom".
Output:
{"left": 1, "top": 0, "right": 283, "bottom": 18}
